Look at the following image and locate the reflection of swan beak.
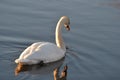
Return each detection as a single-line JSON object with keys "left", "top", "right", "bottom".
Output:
{"left": 61, "top": 65, "right": 68, "bottom": 77}
{"left": 53, "top": 65, "right": 68, "bottom": 80}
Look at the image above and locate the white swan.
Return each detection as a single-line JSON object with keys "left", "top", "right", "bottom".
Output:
{"left": 15, "top": 16, "right": 70, "bottom": 65}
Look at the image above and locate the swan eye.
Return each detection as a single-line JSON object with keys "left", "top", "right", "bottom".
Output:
{"left": 64, "top": 24, "right": 70, "bottom": 31}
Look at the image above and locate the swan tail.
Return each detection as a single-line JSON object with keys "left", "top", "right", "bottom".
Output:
{"left": 15, "top": 58, "right": 41, "bottom": 65}
{"left": 15, "top": 59, "right": 30, "bottom": 64}
{"left": 15, "top": 59, "right": 20, "bottom": 63}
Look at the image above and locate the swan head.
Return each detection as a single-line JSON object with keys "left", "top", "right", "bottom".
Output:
{"left": 61, "top": 16, "right": 70, "bottom": 31}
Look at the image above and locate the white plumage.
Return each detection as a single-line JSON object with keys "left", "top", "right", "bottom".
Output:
{"left": 15, "top": 16, "right": 70, "bottom": 65}
{"left": 15, "top": 42, "right": 65, "bottom": 64}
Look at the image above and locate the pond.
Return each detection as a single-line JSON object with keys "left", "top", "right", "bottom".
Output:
{"left": 0, "top": 0, "right": 120, "bottom": 80}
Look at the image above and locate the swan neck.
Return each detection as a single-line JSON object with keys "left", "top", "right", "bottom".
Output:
{"left": 55, "top": 19, "right": 66, "bottom": 51}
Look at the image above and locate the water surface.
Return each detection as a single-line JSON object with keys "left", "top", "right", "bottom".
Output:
{"left": 0, "top": 0, "right": 120, "bottom": 80}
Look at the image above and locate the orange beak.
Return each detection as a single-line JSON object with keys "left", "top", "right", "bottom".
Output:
{"left": 66, "top": 25, "right": 70, "bottom": 31}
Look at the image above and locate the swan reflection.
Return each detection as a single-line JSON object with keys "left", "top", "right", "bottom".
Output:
{"left": 15, "top": 58, "right": 68, "bottom": 80}
{"left": 53, "top": 65, "right": 68, "bottom": 80}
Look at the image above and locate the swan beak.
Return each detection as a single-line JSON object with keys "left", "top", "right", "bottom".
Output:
{"left": 66, "top": 25, "right": 70, "bottom": 31}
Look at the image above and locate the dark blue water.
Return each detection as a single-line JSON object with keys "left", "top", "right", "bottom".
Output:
{"left": 0, "top": 0, "right": 120, "bottom": 80}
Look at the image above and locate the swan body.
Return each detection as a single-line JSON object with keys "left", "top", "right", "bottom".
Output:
{"left": 15, "top": 16, "right": 70, "bottom": 65}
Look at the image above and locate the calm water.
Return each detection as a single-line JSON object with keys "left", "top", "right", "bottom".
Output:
{"left": 0, "top": 0, "right": 120, "bottom": 80}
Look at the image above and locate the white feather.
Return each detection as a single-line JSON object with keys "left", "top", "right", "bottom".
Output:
{"left": 15, "top": 16, "right": 70, "bottom": 65}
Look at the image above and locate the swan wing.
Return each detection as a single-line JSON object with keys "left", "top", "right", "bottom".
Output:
{"left": 15, "top": 42, "right": 45, "bottom": 64}
{"left": 15, "top": 42, "right": 65, "bottom": 64}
